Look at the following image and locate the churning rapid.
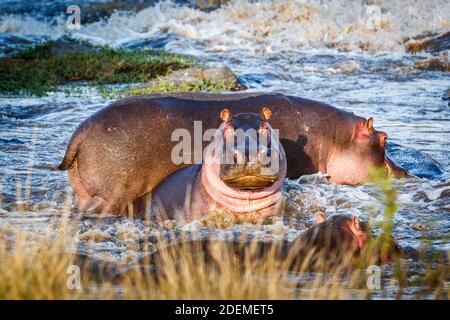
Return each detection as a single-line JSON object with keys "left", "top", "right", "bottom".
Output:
{"left": 0, "top": 0, "right": 449, "bottom": 298}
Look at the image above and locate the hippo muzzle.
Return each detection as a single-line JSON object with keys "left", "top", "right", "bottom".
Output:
{"left": 219, "top": 149, "right": 281, "bottom": 189}
{"left": 199, "top": 107, "right": 286, "bottom": 217}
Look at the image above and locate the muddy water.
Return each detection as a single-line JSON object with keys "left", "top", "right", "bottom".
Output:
{"left": 0, "top": 0, "right": 449, "bottom": 298}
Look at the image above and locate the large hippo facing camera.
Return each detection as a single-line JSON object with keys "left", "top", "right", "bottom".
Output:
{"left": 59, "top": 92, "right": 408, "bottom": 215}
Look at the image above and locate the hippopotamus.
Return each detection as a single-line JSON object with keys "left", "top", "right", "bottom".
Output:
{"left": 139, "top": 108, "right": 287, "bottom": 220}
{"left": 147, "top": 213, "right": 370, "bottom": 272}
{"left": 58, "top": 92, "right": 408, "bottom": 215}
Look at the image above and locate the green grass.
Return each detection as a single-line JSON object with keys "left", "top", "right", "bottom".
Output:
{"left": 126, "top": 78, "right": 239, "bottom": 95}
{"left": 96, "top": 76, "right": 241, "bottom": 99}
{"left": 0, "top": 40, "right": 197, "bottom": 96}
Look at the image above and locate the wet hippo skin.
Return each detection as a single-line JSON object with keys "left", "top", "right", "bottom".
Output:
{"left": 59, "top": 92, "right": 408, "bottom": 215}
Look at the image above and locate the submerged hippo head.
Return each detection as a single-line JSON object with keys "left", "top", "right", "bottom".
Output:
{"left": 292, "top": 213, "right": 368, "bottom": 268}
{"left": 327, "top": 117, "right": 408, "bottom": 185}
{"left": 218, "top": 107, "right": 281, "bottom": 190}
{"left": 201, "top": 107, "right": 287, "bottom": 216}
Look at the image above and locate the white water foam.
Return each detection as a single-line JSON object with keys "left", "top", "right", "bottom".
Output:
{"left": 1, "top": 0, "right": 449, "bottom": 53}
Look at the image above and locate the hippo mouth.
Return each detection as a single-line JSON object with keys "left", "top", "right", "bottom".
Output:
{"left": 221, "top": 174, "right": 279, "bottom": 190}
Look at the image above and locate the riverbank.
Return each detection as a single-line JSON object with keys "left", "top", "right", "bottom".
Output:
{"left": 0, "top": 36, "right": 242, "bottom": 97}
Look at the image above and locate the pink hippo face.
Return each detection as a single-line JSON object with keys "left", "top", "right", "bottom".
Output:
{"left": 327, "top": 117, "right": 396, "bottom": 185}
{"left": 201, "top": 107, "right": 287, "bottom": 217}
{"left": 218, "top": 107, "right": 285, "bottom": 190}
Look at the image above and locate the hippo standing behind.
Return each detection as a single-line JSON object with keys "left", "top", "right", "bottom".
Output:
{"left": 58, "top": 92, "right": 408, "bottom": 215}
{"left": 140, "top": 108, "right": 286, "bottom": 220}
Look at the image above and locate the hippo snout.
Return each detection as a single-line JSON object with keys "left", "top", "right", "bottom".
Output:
{"left": 219, "top": 147, "right": 281, "bottom": 189}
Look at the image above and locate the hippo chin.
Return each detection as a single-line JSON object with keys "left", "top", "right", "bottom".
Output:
{"left": 137, "top": 108, "right": 287, "bottom": 220}
{"left": 59, "top": 92, "right": 408, "bottom": 215}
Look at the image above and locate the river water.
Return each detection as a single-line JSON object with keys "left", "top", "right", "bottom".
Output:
{"left": 0, "top": 0, "right": 449, "bottom": 298}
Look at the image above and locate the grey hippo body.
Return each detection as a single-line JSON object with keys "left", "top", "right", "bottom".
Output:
{"left": 59, "top": 92, "right": 407, "bottom": 215}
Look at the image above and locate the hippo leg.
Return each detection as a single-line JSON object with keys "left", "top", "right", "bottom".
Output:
{"left": 68, "top": 160, "right": 93, "bottom": 210}
{"left": 84, "top": 196, "right": 116, "bottom": 214}
{"left": 68, "top": 161, "right": 118, "bottom": 214}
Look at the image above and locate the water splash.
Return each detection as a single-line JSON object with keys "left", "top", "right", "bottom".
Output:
{"left": 1, "top": 0, "right": 449, "bottom": 53}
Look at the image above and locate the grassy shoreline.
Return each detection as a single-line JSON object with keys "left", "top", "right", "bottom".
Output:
{"left": 0, "top": 37, "right": 241, "bottom": 97}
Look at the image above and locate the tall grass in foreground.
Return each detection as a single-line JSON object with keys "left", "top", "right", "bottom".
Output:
{"left": 0, "top": 170, "right": 448, "bottom": 299}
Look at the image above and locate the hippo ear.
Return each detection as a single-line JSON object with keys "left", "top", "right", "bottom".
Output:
{"left": 260, "top": 106, "right": 272, "bottom": 121}
{"left": 220, "top": 108, "right": 232, "bottom": 122}
{"left": 365, "top": 117, "right": 374, "bottom": 131}
{"left": 315, "top": 212, "right": 326, "bottom": 224}
{"left": 352, "top": 216, "right": 361, "bottom": 230}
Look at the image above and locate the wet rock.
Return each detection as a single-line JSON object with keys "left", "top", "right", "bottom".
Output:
{"left": 80, "top": 2, "right": 151, "bottom": 24}
{"left": 412, "top": 55, "right": 450, "bottom": 72}
{"left": 202, "top": 67, "right": 238, "bottom": 85}
{"left": 0, "top": 207, "right": 9, "bottom": 215}
{"left": 194, "top": 0, "right": 230, "bottom": 11}
{"left": 50, "top": 39, "right": 96, "bottom": 57}
{"left": 405, "top": 31, "right": 450, "bottom": 54}
{"left": 147, "top": 66, "right": 244, "bottom": 90}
